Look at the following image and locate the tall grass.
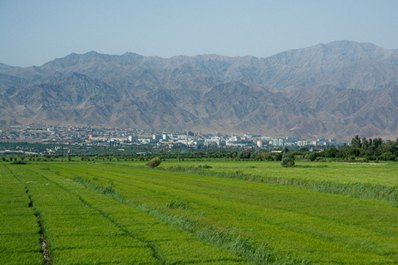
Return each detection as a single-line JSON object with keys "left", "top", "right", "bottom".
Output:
{"left": 73, "top": 176, "right": 125, "bottom": 202}
{"left": 8, "top": 162, "right": 398, "bottom": 264}
{"left": 0, "top": 165, "right": 46, "bottom": 265}
{"left": 164, "top": 165, "right": 398, "bottom": 205}
{"left": 73, "top": 175, "right": 311, "bottom": 265}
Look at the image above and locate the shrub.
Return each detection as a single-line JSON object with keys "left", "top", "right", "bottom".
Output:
{"left": 281, "top": 154, "right": 295, "bottom": 167}
{"left": 308, "top": 152, "right": 317, "bottom": 161}
{"left": 147, "top": 157, "right": 161, "bottom": 168}
{"left": 274, "top": 153, "right": 283, "bottom": 161}
{"left": 194, "top": 164, "right": 212, "bottom": 169}
{"left": 11, "top": 160, "right": 27, "bottom": 165}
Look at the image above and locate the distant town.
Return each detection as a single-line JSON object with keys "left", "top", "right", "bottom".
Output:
{"left": 0, "top": 125, "right": 341, "bottom": 156}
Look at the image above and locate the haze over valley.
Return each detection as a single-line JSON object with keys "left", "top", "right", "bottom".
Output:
{"left": 1, "top": 40, "right": 398, "bottom": 140}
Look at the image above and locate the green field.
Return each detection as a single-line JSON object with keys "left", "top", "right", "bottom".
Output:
{"left": 161, "top": 161, "right": 398, "bottom": 203}
{"left": 1, "top": 160, "right": 398, "bottom": 264}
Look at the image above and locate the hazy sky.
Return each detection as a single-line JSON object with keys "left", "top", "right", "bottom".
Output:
{"left": 1, "top": 0, "right": 397, "bottom": 66}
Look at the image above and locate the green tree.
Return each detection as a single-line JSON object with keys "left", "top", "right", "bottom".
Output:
{"left": 361, "top": 137, "right": 369, "bottom": 154}
{"left": 308, "top": 152, "right": 317, "bottom": 161}
{"left": 351, "top": 135, "right": 362, "bottom": 149}
{"left": 281, "top": 155, "right": 295, "bottom": 167}
{"left": 281, "top": 150, "right": 295, "bottom": 167}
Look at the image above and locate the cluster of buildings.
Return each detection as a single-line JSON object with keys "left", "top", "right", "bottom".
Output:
{"left": 0, "top": 125, "right": 339, "bottom": 150}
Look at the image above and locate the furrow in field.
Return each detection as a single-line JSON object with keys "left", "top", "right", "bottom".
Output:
{"left": 49, "top": 163, "right": 398, "bottom": 264}
{"left": 68, "top": 169, "right": 307, "bottom": 265}
{"left": 56, "top": 164, "right": 398, "bottom": 237}
{"left": 26, "top": 185, "right": 52, "bottom": 265}
{"left": 6, "top": 165, "right": 53, "bottom": 264}
{"left": 35, "top": 171, "right": 167, "bottom": 264}
{"left": 0, "top": 165, "right": 43, "bottom": 265}
{"left": 162, "top": 164, "right": 398, "bottom": 204}
{"left": 13, "top": 165, "right": 247, "bottom": 265}
{"left": 7, "top": 166, "right": 162, "bottom": 264}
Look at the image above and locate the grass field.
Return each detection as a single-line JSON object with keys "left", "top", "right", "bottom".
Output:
{"left": 1, "top": 160, "right": 398, "bottom": 264}
{"left": 161, "top": 161, "right": 398, "bottom": 203}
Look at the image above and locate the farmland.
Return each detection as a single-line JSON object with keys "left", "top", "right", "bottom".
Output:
{"left": 1, "top": 160, "right": 398, "bottom": 264}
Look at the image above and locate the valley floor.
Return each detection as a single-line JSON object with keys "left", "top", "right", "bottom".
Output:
{"left": 1, "top": 160, "right": 398, "bottom": 264}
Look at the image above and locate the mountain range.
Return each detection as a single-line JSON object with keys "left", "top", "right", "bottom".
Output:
{"left": 1, "top": 40, "right": 398, "bottom": 140}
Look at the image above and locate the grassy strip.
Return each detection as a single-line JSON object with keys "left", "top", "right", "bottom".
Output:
{"left": 73, "top": 176, "right": 126, "bottom": 202}
{"left": 21, "top": 166, "right": 244, "bottom": 264}
{"left": 73, "top": 176, "right": 310, "bottom": 265}
{"left": 141, "top": 205, "right": 309, "bottom": 265}
{"left": 0, "top": 165, "right": 43, "bottom": 265}
{"left": 40, "top": 163, "right": 398, "bottom": 263}
{"left": 27, "top": 186, "right": 52, "bottom": 265}
{"left": 164, "top": 165, "right": 398, "bottom": 205}
{"left": 75, "top": 196, "right": 166, "bottom": 264}
{"left": 36, "top": 174, "right": 166, "bottom": 265}
{"left": 5, "top": 165, "right": 52, "bottom": 265}
{"left": 11, "top": 166, "right": 165, "bottom": 264}
{"left": 195, "top": 229, "right": 308, "bottom": 265}
{"left": 15, "top": 165, "right": 247, "bottom": 264}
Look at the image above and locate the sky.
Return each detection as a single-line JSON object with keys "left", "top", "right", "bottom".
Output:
{"left": 1, "top": 0, "right": 397, "bottom": 67}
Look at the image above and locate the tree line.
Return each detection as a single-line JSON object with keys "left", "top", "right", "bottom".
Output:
{"left": 317, "top": 136, "right": 398, "bottom": 161}
{"left": 1, "top": 136, "right": 398, "bottom": 162}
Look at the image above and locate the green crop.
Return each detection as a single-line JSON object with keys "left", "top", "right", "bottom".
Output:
{"left": 4, "top": 163, "right": 245, "bottom": 264}
{"left": 0, "top": 165, "right": 42, "bottom": 265}
{"left": 2, "top": 160, "right": 398, "bottom": 264}
{"left": 163, "top": 160, "right": 398, "bottom": 203}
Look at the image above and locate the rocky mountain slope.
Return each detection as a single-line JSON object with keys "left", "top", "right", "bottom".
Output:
{"left": 1, "top": 40, "right": 398, "bottom": 139}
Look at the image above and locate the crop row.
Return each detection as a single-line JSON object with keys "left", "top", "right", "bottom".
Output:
{"left": 159, "top": 160, "right": 398, "bottom": 185}
{"left": 0, "top": 165, "right": 42, "bottom": 265}
{"left": 164, "top": 164, "right": 398, "bottom": 204}
{"left": 49, "top": 162, "right": 398, "bottom": 264}
{"left": 8, "top": 164, "right": 246, "bottom": 264}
